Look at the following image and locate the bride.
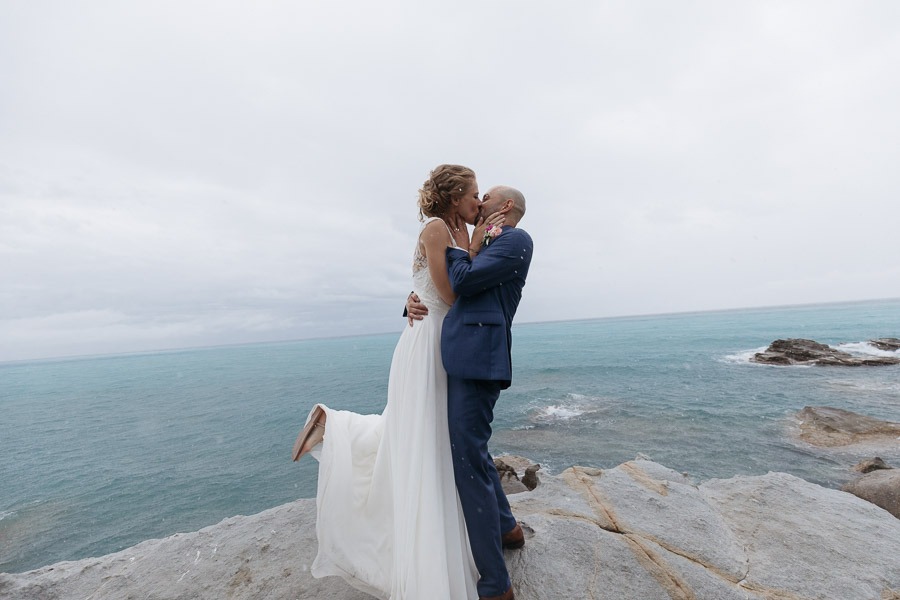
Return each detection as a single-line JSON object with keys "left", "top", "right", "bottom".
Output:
{"left": 292, "top": 164, "right": 504, "bottom": 599}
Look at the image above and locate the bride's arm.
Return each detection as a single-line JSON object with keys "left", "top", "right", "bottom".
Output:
{"left": 420, "top": 220, "right": 458, "bottom": 306}
{"left": 446, "top": 229, "right": 532, "bottom": 296}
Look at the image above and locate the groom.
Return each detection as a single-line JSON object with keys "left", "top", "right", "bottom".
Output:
{"left": 407, "top": 186, "right": 532, "bottom": 600}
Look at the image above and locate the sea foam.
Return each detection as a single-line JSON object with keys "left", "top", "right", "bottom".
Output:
{"left": 836, "top": 341, "right": 900, "bottom": 358}
{"left": 720, "top": 347, "right": 768, "bottom": 364}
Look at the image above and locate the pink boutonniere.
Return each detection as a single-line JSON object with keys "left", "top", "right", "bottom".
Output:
{"left": 483, "top": 224, "right": 502, "bottom": 247}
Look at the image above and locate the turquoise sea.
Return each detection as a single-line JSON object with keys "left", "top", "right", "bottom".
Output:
{"left": 2, "top": 298, "right": 900, "bottom": 574}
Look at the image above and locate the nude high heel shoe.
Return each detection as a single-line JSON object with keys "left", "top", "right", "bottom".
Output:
{"left": 292, "top": 405, "right": 327, "bottom": 461}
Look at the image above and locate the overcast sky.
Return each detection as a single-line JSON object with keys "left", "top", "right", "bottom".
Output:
{"left": 2, "top": 1, "right": 899, "bottom": 362}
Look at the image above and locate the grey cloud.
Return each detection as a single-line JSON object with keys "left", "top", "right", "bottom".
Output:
{"left": 2, "top": 1, "right": 899, "bottom": 361}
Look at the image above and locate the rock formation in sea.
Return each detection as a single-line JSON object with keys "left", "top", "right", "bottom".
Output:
{"left": 751, "top": 338, "right": 900, "bottom": 366}
{"left": 789, "top": 408, "right": 900, "bottom": 520}
{"left": 793, "top": 406, "right": 900, "bottom": 448}
{"left": 869, "top": 337, "right": 900, "bottom": 352}
{"left": 3, "top": 458, "right": 900, "bottom": 599}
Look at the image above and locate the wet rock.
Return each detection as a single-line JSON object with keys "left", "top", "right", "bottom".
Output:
{"left": 795, "top": 406, "right": 900, "bottom": 448}
{"left": 752, "top": 338, "right": 900, "bottom": 366}
{"left": 869, "top": 337, "right": 900, "bottom": 352}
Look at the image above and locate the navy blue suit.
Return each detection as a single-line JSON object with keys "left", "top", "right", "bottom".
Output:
{"left": 441, "top": 225, "right": 532, "bottom": 597}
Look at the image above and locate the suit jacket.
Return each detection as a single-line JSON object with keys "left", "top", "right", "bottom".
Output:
{"left": 441, "top": 226, "right": 533, "bottom": 388}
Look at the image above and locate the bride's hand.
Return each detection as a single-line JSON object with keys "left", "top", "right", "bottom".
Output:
{"left": 469, "top": 211, "right": 505, "bottom": 256}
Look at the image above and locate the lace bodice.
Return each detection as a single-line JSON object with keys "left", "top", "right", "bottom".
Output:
{"left": 412, "top": 217, "right": 459, "bottom": 314}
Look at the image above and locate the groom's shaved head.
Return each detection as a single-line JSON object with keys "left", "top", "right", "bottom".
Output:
{"left": 484, "top": 186, "right": 526, "bottom": 226}
{"left": 494, "top": 186, "right": 526, "bottom": 215}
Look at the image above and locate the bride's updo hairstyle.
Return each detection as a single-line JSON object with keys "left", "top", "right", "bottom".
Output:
{"left": 417, "top": 164, "right": 476, "bottom": 222}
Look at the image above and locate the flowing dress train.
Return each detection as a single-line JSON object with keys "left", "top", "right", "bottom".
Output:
{"left": 305, "top": 217, "right": 478, "bottom": 599}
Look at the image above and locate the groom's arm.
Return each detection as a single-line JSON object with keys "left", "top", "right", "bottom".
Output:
{"left": 446, "top": 231, "right": 532, "bottom": 297}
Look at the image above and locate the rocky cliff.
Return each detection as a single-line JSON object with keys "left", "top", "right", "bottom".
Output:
{"left": 3, "top": 459, "right": 900, "bottom": 599}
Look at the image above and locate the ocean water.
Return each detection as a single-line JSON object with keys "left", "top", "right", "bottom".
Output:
{"left": 2, "top": 298, "right": 899, "bottom": 574}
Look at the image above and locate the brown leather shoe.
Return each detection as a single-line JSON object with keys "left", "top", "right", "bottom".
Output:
{"left": 480, "top": 584, "right": 514, "bottom": 600}
{"left": 502, "top": 523, "right": 525, "bottom": 549}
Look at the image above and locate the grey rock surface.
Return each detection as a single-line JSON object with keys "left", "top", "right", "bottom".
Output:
{"left": 3, "top": 459, "right": 900, "bottom": 599}
{"left": 842, "top": 468, "right": 900, "bottom": 519}
{"left": 0, "top": 500, "right": 371, "bottom": 600}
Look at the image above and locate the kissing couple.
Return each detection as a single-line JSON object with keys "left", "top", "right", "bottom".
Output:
{"left": 293, "top": 164, "right": 533, "bottom": 600}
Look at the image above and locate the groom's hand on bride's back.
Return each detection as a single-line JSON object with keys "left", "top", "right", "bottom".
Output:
{"left": 405, "top": 292, "right": 429, "bottom": 326}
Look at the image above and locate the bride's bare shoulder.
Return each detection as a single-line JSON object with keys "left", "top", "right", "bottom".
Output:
{"left": 418, "top": 219, "right": 452, "bottom": 260}
{"left": 420, "top": 218, "right": 451, "bottom": 240}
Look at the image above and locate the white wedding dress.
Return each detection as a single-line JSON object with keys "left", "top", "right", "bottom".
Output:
{"left": 305, "top": 217, "right": 479, "bottom": 599}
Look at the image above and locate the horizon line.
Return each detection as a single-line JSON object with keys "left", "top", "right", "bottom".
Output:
{"left": 3, "top": 295, "right": 898, "bottom": 366}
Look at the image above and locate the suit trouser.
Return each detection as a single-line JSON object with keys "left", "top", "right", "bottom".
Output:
{"left": 447, "top": 376, "right": 517, "bottom": 597}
